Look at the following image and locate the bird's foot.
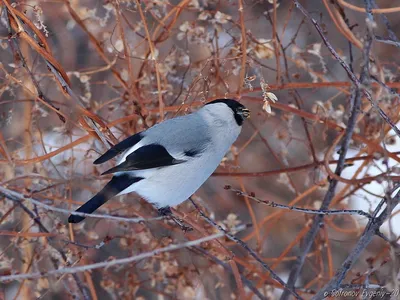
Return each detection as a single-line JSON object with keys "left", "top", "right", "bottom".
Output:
{"left": 158, "top": 207, "right": 193, "bottom": 232}
{"left": 158, "top": 206, "right": 173, "bottom": 216}
{"left": 171, "top": 217, "right": 193, "bottom": 232}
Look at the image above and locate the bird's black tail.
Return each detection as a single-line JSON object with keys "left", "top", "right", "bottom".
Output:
{"left": 68, "top": 175, "right": 143, "bottom": 223}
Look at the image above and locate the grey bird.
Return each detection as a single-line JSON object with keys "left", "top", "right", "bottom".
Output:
{"left": 68, "top": 99, "right": 250, "bottom": 224}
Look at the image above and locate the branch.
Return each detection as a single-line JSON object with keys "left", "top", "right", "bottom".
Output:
{"left": 0, "top": 228, "right": 244, "bottom": 281}
{"left": 0, "top": 186, "right": 164, "bottom": 223}
{"left": 226, "top": 187, "right": 373, "bottom": 219}
{"left": 292, "top": 0, "right": 400, "bottom": 138}
{"left": 237, "top": 0, "right": 247, "bottom": 96}
{"left": 135, "top": 0, "right": 164, "bottom": 120}
{"left": 280, "top": 87, "right": 362, "bottom": 299}
{"left": 189, "top": 199, "right": 303, "bottom": 299}
{"left": 191, "top": 246, "right": 267, "bottom": 300}
{"left": 281, "top": 2, "right": 377, "bottom": 297}
{"left": 5, "top": 191, "right": 90, "bottom": 299}
{"left": 313, "top": 191, "right": 400, "bottom": 299}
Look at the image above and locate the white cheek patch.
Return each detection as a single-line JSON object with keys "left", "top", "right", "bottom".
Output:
{"left": 170, "top": 150, "right": 190, "bottom": 160}
{"left": 117, "top": 140, "right": 146, "bottom": 165}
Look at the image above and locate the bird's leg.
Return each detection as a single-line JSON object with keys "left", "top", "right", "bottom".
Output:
{"left": 158, "top": 207, "right": 193, "bottom": 232}
{"left": 158, "top": 206, "right": 172, "bottom": 216}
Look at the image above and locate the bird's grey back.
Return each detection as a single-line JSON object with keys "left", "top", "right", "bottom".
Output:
{"left": 140, "top": 112, "right": 212, "bottom": 155}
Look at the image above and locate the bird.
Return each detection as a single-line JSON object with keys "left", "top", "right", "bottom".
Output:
{"left": 68, "top": 99, "right": 250, "bottom": 224}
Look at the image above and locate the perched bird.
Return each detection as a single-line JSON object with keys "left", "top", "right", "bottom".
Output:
{"left": 68, "top": 99, "right": 250, "bottom": 224}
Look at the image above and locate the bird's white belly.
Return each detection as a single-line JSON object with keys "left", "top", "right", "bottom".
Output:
{"left": 124, "top": 156, "right": 221, "bottom": 208}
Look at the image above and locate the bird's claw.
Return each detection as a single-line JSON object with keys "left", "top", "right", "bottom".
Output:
{"left": 158, "top": 207, "right": 193, "bottom": 232}
{"left": 172, "top": 217, "right": 193, "bottom": 232}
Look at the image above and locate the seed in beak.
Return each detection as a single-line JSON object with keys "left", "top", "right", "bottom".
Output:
{"left": 242, "top": 109, "right": 250, "bottom": 118}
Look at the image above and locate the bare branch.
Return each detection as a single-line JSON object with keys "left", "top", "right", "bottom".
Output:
{"left": 0, "top": 186, "right": 163, "bottom": 223}
{"left": 0, "top": 227, "right": 244, "bottom": 282}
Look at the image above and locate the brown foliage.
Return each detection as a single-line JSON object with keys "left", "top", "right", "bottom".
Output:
{"left": 1, "top": 0, "right": 400, "bottom": 299}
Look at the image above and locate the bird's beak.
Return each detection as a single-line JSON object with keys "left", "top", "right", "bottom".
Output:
{"left": 240, "top": 108, "right": 251, "bottom": 119}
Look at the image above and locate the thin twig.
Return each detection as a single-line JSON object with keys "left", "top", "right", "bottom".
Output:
{"left": 0, "top": 186, "right": 164, "bottom": 223}
{"left": 281, "top": 77, "right": 362, "bottom": 300}
{"left": 3, "top": 8, "right": 65, "bottom": 123}
{"left": 374, "top": 36, "right": 400, "bottom": 47}
{"left": 281, "top": 2, "right": 378, "bottom": 297}
{"left": 191, "top": 246, "right": 267, "bottom": 300}
{"left": 227, "top": 188, "right": 373, "bottom": 219}
{"left": 370, "top": 0, "right": 400, "bottom": 42}
{"left": 0, "top": 228, "right": 245, "bottom": 282}
{"left": 213, "top": 152, "right": 400, "bottom": 177}
{"left": 263, "top": 11, "right": 318, "bottom": 163}
{"left": 189, "top": 198, "right": 303, "bottom": 300}
{"left": 313, "top": 190, "right": 400, "bottom": 299}
{"left": 135, "top": 0, "right": 164, "bottom": 120}
{"left": 9, "top": 195, "right": 90, "bottom": 299}
{"left": 237, "top": 0, "right": 247, "bottom": 96}
{"left": 292, "top": 0, "right": 400, "bottom": 138}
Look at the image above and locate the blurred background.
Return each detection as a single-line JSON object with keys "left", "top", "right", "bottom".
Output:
{"left": 1, "top": 0, "right": 400, "bottom": 299}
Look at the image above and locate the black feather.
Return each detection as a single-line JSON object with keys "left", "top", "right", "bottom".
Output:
{"left": 205, "top": 99, "right": 245, "bottom": 110}
{"left": 93, "top": 132, "right": 143, "bottom": 165}
{"left": 68, "top": 175, "right": 143, "bottom": 223}
{"left": 101, "top": 144, "right": 186, "bottom": 175}
{"left": 205, "top": 99, "right": 247, "bottom": 126}
{"left": 184, "top": 149, "right": 200, "bottom": 157}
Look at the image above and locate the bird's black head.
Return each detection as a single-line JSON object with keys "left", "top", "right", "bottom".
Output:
{"left": 205, "top": 99, "right": 250, "bottom": 126}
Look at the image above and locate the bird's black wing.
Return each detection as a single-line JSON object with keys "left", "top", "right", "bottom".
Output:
{"left": 101, "top": 144, "right": 186, "bottom": 175}
{"left": 93, "top": 132, "right": 144, "bottom": 165}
